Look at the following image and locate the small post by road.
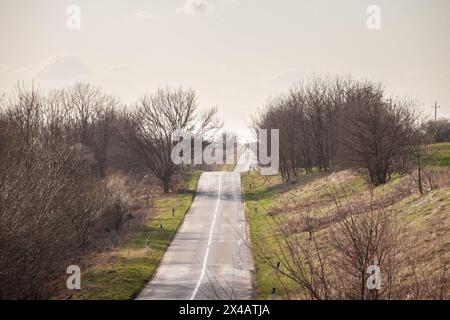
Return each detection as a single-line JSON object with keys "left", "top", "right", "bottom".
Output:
{"left": 255, "top": 207, "right": 258, "bottom": 214}
{"left": 172, "top": 208, "right": 175, "bottom": 217}
{"left": 271, "top": 287, "right": 276, "bottom": 300}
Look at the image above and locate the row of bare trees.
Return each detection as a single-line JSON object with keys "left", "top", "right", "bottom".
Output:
{"left": 253, "top": 75, "right": 422, "bottom": 186}
{"left": 0, "top": 83, "right": 217, "bottom": 299}
{"left": 424, "top": 119, "right": 450, "bottom": 143}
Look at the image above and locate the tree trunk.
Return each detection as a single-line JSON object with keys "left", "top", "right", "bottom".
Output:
{"left": 163, "top": 180, "right": 170, "bottom": 193}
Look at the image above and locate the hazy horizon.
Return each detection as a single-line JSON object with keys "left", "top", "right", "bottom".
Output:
{"left": 1, "top": 0, "right": 449, "bottom": 133}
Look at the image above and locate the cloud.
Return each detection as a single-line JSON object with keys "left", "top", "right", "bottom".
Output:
{"left": 133, "top": 11, "right": 154, "bottom": 20}
{"left": 34, "top": 54, "right": 89, "bottom": 80}
{"left": 177, "top": 0, "right": 214, "bottom": 15}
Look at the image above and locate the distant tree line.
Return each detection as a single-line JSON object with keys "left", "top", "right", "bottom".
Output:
{"left": 424, "top": 119, "right": 450, "bottom": 143}
{"left": 0, "top": 83, "right": 218, "bottom": 299}
{"left": 253, "top": 75, "right": 424, "bottom": 186}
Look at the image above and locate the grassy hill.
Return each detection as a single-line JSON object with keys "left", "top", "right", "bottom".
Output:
{"left": 424, "top": 142, "right": 450, "bottom": 166}
{"left": 243, "top": 145, "right": 450, "bottom": 300}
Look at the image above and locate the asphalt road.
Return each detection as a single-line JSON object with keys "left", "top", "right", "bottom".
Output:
{"left": 137, "top": 150, "right": 256, "bottom": 300}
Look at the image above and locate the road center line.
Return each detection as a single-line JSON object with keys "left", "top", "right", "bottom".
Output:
{"left": 189, "top": 172, "right": 222, "bottom": 300}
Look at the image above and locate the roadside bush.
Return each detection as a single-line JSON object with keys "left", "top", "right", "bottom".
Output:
{"left": 103, "top": 172, "right": 138, "bottom": 232}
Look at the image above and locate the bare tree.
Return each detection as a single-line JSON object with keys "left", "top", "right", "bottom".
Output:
{"left": 342, "top": 84, "right": 419, "bottom": 186}
{"left": 104, "top": 172, "right": 137, "bottom": 232}
{"left": 0, "top": 84, "right": 107, "bottom": 298}
{"left": 53, "top": 83, "right": 120, "bottom": 178}
{"left": 424, "top": 118, "right": 450, "bottom": 143}
{"left": 327, "top": 194, "right": 398, "bottom": 300}
{"left": 119, "top": 87, "right": 220, "bottom": 192}
{"left": 250, "top": 191, "right": 400, "bottom": 300}
{"left": 255, "top": 76, "right": 422, "bottom": 186}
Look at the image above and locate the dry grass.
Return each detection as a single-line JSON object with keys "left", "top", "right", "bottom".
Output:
{"left": 52, "top": 171, "right": 202, "bottom": 300}
{"left": 243, "top": 167, "right": 450, "bottom": 299}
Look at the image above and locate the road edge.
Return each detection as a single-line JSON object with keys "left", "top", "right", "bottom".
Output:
{"left": 240, "top": 171, "right": 257, "bottom": 299}
{"left": 132, "top": 172, "right": 203, "bottom": 300}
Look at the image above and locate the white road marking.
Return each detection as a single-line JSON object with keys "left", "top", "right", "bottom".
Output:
{"left": 237, "top": 239, "right": 243, "bottom": 268}
{"left": 189, "top": 172, "right": 222, "bottom": 300}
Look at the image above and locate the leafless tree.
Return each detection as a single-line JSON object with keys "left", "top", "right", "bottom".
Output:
{"left": 103, "top": 172, "right": 138, "bottom": 232}
{"left": 424, "top": 118, "right": 450, "bottom": 143}
{"left": 342, "top": 84, "right": 420, "bottom": 186}
{"left": 55, "top": 83, "right": 120, "bottom": 178}
{"left": 254, "top": 76, "right": 421, "bottom": 186}
{"left": 251, "top": 191, "right": 400, "bottom": 300}
{"left": 0, "top": 84, "right": 108, "bottom": 298}
{"left": 118, "top": 87, "right": 220, "bottom": 192}
{"left": 327, "top": 194, "right": 398, "bottom": 300}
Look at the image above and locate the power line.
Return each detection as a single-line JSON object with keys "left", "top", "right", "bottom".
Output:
{"left": 432, "top": 101, "right": 440, "bottom": 121}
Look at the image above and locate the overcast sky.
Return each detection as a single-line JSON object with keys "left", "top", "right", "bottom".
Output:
{"left": 1, "top": 0, "right": 449, "bottom": 133}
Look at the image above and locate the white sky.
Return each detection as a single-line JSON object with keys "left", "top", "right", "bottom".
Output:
{"left": 1, "top": 0, "right": 449, "bottom": 133}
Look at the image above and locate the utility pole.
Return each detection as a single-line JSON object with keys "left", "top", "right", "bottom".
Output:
{"left": 432, "top": 101, "right": 440, "bottom": 121}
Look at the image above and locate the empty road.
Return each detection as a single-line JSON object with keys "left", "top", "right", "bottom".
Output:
{"left": 137, "top": 150, "right": 256, "bottom": 300}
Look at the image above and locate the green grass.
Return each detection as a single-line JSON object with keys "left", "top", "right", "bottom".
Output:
{"left": 242, "top": 172, "right": 298, "bottom": 299}
{"left": 242, "top": 172, "right": 339, "bottom": 298}
{"left": 423, "top": 143, "right": 450, "bottom": 166}
{"left": 221, "top": 163, "right": 236, "bottom": 172}
{"left": 69, "top": 171, "right": 202, "bottom": 300}
{"left": 243, "top": 168, "right": 450, "bottom": 299}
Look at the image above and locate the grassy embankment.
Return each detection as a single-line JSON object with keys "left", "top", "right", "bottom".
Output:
{"left": 64, "top": 171, "right": 202, "bottom": 300}
{"left": 424, "top": 142, "right": 450, "bottom": 166}
{"left": 243, "top": 143, "right": 450, "bottom": 299}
